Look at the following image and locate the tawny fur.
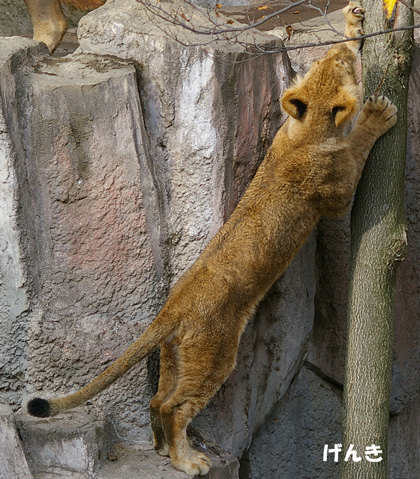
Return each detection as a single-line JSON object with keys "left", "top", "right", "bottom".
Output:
{"left": 27, "top": 3, "right": 398, "bottom": 476}
{"left": 24, "top": 0, "right": 68, "bottom": 53}
{"left": 24, "top": 0, "right": 103, "bottom": 53}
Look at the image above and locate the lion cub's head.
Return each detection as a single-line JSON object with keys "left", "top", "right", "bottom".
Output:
{"left": 281, "top": 44, "right": 360, "bottom": 137}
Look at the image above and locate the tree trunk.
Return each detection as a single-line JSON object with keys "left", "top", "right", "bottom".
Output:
{"left": 340, "top": 1, "right": 414, "bottom": 478}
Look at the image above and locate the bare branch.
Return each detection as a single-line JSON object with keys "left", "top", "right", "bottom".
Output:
{"left": 398, "top": 0, "right": 420, "bottom": 16}
{"left": 135, "top": 0, "right": 420, "bottom": 58}
{"left": 136, "top": 0, "right": 311, "bottom": 35}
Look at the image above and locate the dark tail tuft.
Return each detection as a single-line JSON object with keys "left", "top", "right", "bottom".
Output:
{"left": 27, "top": 397, "right": 51, "bottom": 417}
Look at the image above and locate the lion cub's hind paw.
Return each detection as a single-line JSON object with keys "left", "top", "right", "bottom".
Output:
{"left": 156, "top": 444, "right": 170, "bottom": 457}
{"left": 172, "top": 450, "right": 212, "bottom": 476}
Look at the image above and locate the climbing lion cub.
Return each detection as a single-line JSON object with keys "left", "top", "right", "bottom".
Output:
{"left": 28, "top": 2, "right": 397, "bottom": 476}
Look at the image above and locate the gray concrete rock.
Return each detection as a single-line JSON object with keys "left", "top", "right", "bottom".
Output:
{"left": 389, "top": 393, "right": 420, "bottom": 479}
{"left": 240, "top": 366, "right": 342, "bottom": 479}
{"left": 16, "top": 408, "right": 111, "bottom": 476}
{"left": 77, "top": 0, "right": 306, "bottom": 456}
{"left": 78, "top": 0, "right": 291, "bottom": 286}
{"left": 0, "top": 403, "right": 33, "bottom": 479}
{"left": 0, "top": 37, "right": 48, "bottom": 408}
{"left": 10, "top": 51, "right": 164, "bottom": 442}
{"left": 15, "top": 408, "right": 238, "bottom": 479}
{"left": 391, "top": 33, "right": 420, "bottom": 416}
{"left": 97, "top": 442, "right": 239, "bottom": 479}
{"left": 0, "top": 38, "right": 166, "bottom": 440}
{"left": 0, "top": 0, "right": 33, "bottom": 36}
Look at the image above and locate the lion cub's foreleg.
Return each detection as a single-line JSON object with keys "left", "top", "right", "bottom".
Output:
{"left": 342, "top": 1, "right": 365, "bottom": 53}
{"left": 347, "top": 95, "right": 397, "bottom": 175}
{"left": 320, "top": 95, "right": 397, "bottom": 217}
{"left": 325, "top": 95, "right": 398, "bottom": 217}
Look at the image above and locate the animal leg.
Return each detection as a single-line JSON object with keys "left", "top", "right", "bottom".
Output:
{"left": 24, "top": 0, "right": 68, "bottom": 53}
{"left": 159, "top": 342, "right": 236, "bottom": 476}
{"left": 160, "top": 390, "right": 213, "bottom": 476}
{"left": 342, "top": 1, "right": 365, "bottom": 53}
{"left": 150, "top": 342, "right": 179, "bottom": 456}
{"left": 347, "top": 95, "right": 397, "bottom": 171}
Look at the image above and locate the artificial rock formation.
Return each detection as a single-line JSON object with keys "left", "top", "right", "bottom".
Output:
{"left": 1, "top": 0, "right": 303, "bottom": 458}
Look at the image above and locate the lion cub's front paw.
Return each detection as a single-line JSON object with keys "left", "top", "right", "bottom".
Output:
{"left": 343, "top": 1, "right": 365, "bottom": 38}
{"left": 360, "top": 95, "right": 398, "bottom": 135}
{"left": 348, "top": 1, "right": 365, "bottom": 17}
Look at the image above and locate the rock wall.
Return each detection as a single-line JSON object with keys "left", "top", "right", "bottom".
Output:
{"left": 0, "top": 1, "right": 419, "bottom": 477}
{"left": 0, "top": 38, "right": 46, "bottom": 410}
{"left": 76, "top": 0, "right": 300, "bottom": 453}
{"left": 1, "top": 0, "right": 296, "bottom": 449}
{"left": 0, "top": 39, "right": 166, "bottom": 441}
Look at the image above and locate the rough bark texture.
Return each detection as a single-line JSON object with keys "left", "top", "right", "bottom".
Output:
{"left": 341, "top": 2, "right": 414, "bottom": 478}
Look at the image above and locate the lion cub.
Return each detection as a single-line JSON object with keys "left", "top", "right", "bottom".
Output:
{"left": 28, "top": 2, "right": 397, "bottom": 476}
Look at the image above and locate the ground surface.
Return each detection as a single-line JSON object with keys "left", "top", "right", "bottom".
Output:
{"left": 0, "top": 0, "right": 348, "bottom": 57}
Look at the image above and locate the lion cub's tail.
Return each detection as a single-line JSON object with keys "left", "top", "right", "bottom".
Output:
{"left": 27, "top": 310, "right": 176, "bottom": 418}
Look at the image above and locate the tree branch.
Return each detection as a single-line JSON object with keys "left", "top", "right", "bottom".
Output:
{"left": 135, "top": 0, "right": 420, "bottom": 57}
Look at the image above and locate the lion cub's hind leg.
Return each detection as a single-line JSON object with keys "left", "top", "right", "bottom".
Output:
{"left": 150, "top": 342, "right": 180, "bottom": 457}
{"left": 159, "top": 339, "right": 237, "bottom": 476}
{"left": 161, "top": 390, "right": 212, "bottom": 476}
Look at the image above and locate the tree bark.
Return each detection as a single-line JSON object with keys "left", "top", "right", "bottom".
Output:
{"left": 340, "top": 1, "right": 414, "bottom": 478}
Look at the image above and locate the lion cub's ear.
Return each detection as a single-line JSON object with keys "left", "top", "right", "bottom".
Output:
{"left": 281, "top": 87, "right": 308, "bottom": 120}
{"left": 331, "top": 89, "right": 358, "bottom": 127}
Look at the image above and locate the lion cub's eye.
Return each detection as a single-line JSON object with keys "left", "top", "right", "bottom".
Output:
{"left": 332, "top": 105, "right": 346, "bottom": 120}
